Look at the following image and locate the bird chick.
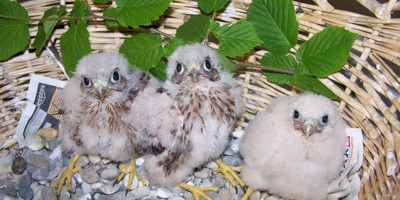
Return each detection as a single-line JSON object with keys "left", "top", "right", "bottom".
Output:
{"left": 143, "top": 44, "right": 243, "bottom": 196}
{"left": 52, "top": 52, "right": 151, "bottom": 194}
{"left": 240, "top": 93, "right": 347, "bottom": 200}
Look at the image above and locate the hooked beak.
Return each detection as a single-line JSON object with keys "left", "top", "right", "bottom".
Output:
{"left": 93, "top": 79, "right": 108, "bottom": 100}
{"left": 301, "top": 118, "right": 318, "bottom": 138}
{"left": 187, "top": 63, "right": 200, "bottom": 82}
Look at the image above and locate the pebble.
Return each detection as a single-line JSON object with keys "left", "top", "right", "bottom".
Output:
{"left": 80, "top": 168, "right": 100, "bottom": 184}
{"left": 81, "top": 181, "right": 92, "bottom": 194}
{"left": 36, "top": 127, "right": 58, "bottom": 140}
{"left": 169, "top": 196, "right": 185, "bottom": 200}
{"left": 25, "top": 134, "right": 45, "bottom": 151}
{"left": 135, "top": 157, "right": 145, "bottom": 166}
{"left": 17, "top": 187, "right": 34, "bottom": 200}
{"left": 200, "top": 179, "right": 213, "bottom": 187}
{"left": 0, "top": 149, "right": 10, "bottom": 158}
{"left": 213, "top": 174, "right": 226, "bottom": 188}
{"left": 28, "top": 154, "right": 48, "bottom": 169}
{"left": 249, "top": 190, "right": 261, "bottom": 200}
{"left": 157, "top": 187, "right": 174, "bottom": 198}
{"left": 17, "top": 175, "right": 32, "bottom": 188}
{"left": 73, "top": 173, "right": 83, "bottom": 184}
{"left": 78, "top": 193, "right": 91, "bottom": 200}
{"left": 88, "top": 155, "right": 102, "bottom": 165}
{"left": 76, "top": 156, "right": 90, "bottom": 167}
{"left": 230, "top": 139, "right": 241, "bottom": 153}
{"left": 100, "top": 183, "right": 120, "bottom": 195}
{"left": 220, "top": 189, "right": 231, "bottom": 200}
{"left": 123, "top": 173, "right": 139, "bottom": 190}
{"left": 194, "top": 171, "right": 209, "bottom": 179}
{"left": 131, "top": 186, "right": 151, "bottom": 198}
{"left": 99, "top": 165, "right": 119, "bottom": 180}
{"left": 222, "top": 155, "right": 242, "bottom": 166}
{"left": 40, "top": 187, "right": 57, "bottom": 200}
{"left": 193, "top": 178, "right": 201, "bottom": 186}
{"left": 32, "top": 169, "right": 49, "bottom": 181}
{"left": 91, "top": 182, "right": 103, "bottom": 190}
{"left": 11, "top": 156, "right": 27, "bottom": 174}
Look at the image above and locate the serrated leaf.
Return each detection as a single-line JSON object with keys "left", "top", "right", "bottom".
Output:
{"left": 60, "top": 20, "right": 91, "bottom": 77}
{"left": 69, "top": 0, "right": 90, "bottom": 18}
{"left": 103, "top": 0, "right": 172, "bottom": 28}
{"left": 261, "top": 53, "right": 297, "bottom": 84}
{"left": 210, "top": 19, "right": 262, "bottom": 58}
{"left": 102, "top": 8, "right": 119, "bottom": 27}
{"left": 163, "top": 38, "right": 188, "bottom": 57}
{"left": 149, "top": 61, "right": 167, "bottom": 82}
{"left": 216, "top": 52, "right": 238, "bottom": 72}
{"left": 290, "top": 73, "right": 340, "bottom": 100}
{"left": 32, "top": 6, "right": 66, "bottom": 55}
{"left": 198, "top": 0, "right": 230, "bottom": 14}
{"left": 0, "top": 0, "right": 30, "bottom": 61}
{"left": 176, "top": 14, "right": 210, "bottom": 42}
{"left": 297, "top": 26, "right": 357, "bottom": 77}
{"left": 247, "top": 0, "right": 298, "bottom": 54}
{"left": 94, "top": 0, "right": 111, "bottom": 4}
{"left": 120, "top": 33, "right": 163, "bottom": 71}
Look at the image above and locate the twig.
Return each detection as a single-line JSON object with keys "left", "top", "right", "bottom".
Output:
{"left": 148, "top": 28, "right": 174, "bottom": 39}
{"left": 230, "top": 60, "right": 295, "bottom": 75}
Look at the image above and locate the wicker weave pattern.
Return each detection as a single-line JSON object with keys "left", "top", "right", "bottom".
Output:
{"left": 1, "top": 0, "right": 399, "bottom": 198}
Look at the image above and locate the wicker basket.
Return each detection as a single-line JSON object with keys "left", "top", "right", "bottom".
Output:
{"left": 1, "top": 0, "right": 399, "bottom": 198}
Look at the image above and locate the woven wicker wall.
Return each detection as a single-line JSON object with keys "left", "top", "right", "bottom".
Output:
{"left": 1, "top": 0, "right": 399, "bottom": 198}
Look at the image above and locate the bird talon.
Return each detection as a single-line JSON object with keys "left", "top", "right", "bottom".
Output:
{"left": 116, "top": 160, "right": 146, "bottom": 191}
{"left": 51, "top": 153, "right": 82, "bottom": 195}
{"left": 213, "top": 159, "right": 244, "bottom": 188}
{"left": 178, "top": 182, "right": 218, "bottom": 200}
{"left": 241, "top": 187, "right": 254, "bottom": 200}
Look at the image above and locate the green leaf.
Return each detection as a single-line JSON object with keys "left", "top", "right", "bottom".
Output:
{"left": 290, "top": 73, "right": 340, "bottom": 100}
{"left": 163, "top": 37, "right": 188, "bottom": 57}
{"left": 210, "top": 19, "right": 262, "bottom": 58}
{"left": 32, "top": 6, "right": 66, "bottom": 55}
{"left": 247, "top": 0, "right": 298, "bottom": 54}
{"left": 296, "top": 26, "right": 357, "bottom": 77}
{"left": 198, "top": 0, "right": 230, "bottom": 14}
{"left": 149, "top": 61, "right": 167, "bottom": 82}
{"left": 261, "top": 53, "right": 296, "bottom": 84}
{"left": 216, "top": 52, "right": 238, "bottom": 72}
{"left": 69, "top": 0, "right": 90, "bottom": 18}
{"left": 60, "top": 20, "right": 91, "bottom": 77}
{"left": 0, "top": 0, "right": 30, "bottom": 61}
{"left": 103, "top": 0, "right": 172, "bottom": 28}
{"left": 176, "top": 14, "right": 210, "bottom": 42}
{"left": 120, "top": 33, "right": 163, "bottom": 71}
{"left": 102, "top": 8, "right": 119, "bottom": 27}
{"left": 94, "top": 0, "right": 111, "bottom": 4}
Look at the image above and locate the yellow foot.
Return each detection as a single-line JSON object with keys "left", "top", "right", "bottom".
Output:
{"left": 178, "top": 182, "right": 219, "bottom": 200}
{"left": 51, "top": 153, "right": 82, "bottom": 195}
{"left": 241, "top": 187, "right": 254, "bottom": 200}
{"left": 212, "top": 159, "right": 244, "bottom": 188}
{"left": 115, "top": 159, "right": 146, "bottom": 193}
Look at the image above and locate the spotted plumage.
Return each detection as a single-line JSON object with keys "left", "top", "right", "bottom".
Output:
{"left": 143, "top": 43, "right": 243, "bottom": 188}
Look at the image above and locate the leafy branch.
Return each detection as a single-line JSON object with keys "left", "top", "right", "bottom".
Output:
{"left": 0, "top": 0, "right": 357, "bottom": 99}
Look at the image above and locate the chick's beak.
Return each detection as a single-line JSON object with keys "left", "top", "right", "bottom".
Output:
{"left": 93, "top": 79, "right": 108, "bottom": 100}
{"left": 187, "top": 63, "right": 200, "bottom": 82}
{"left": 301, "top": 118, "right": 318, "bottom": 138}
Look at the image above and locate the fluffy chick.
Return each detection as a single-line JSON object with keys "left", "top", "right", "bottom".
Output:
{"left": 240, "top": 93, "right": 347, "bottom": 200}
{"left": 143, "top": 44, "right": 243, "bottom": 189}
{"left": 53, "top": 52, "right": 152, "bottom": 193}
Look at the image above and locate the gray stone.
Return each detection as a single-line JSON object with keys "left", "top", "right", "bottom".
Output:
{"left": 32, "top": 169, "right": 49, "bottom": 181}
{"left": 194, "top": 171, "right": 209, "bottom": 179}
{"left": 100, "top": 183, "right": 120, "bottom": 195}
{"left": 78, "top": 193, "right": 92, "bottom": 200}
{"left": 40, "top": 187, "right": 57, "bottom": 200}
{"left": 76, "top": 156, "right": 90, "bottom": 167}
{"left": 73, "top": 173, "right": 83, "bottom": 184}
{"left": 231, "top": 194, "right": 241, "bottom": 200}
{"left": 193, "top": 178, "right": 201, "bottom": 186}
{"left": 206, "top": 161, "right": 218, "bottom": 169}
{"left": 131, "top": 186, "right": 151, "bottom": 199}
{"left": 171, "top": 186, "right": 183, "bottom": 195}
{"left": 17, "top": 175, "right": 32, "bottom": 189}
{"left": 46, "top": 169, "right": 60, "bottom": 181}
{"left": 230, "top": 139, "right": 241, "bottom": 153}
{"left": 213, "top": 174, "right": 226, "bottom": 188}
{"left": 135, "top": 157, "right": 144, "bottom": 166}
{"left": 91, "top": 182, "right": 103, "bottom": 190}
{"left": 157, "top": 187, "right": 173, "bottom": 198}
{"left": 200, "top": 179, "right": 213, "bottom": 187}
{"left": 88, "top": 155, "right": 101, "bottom": 165}
{"left": 182, "top": 191, "right": 194, "bottom": 200}
{"left": 80, "top": 168, "right": 100, "bottom": 184}
{"left": 169, "top": 196, "right": 185, "bottom": 200}
{"left": 219, "top": 189, "right": 231, "bottom": 200}
{"left": 223, "top": 148, "right": 235, "bottom": 156}
{"left": 28, "top": 154, "right": 48, "bottom": 169}
{"left": 123, "top": 173, "right": 138, "bottom": 190}
{"left": 221, "top": 156, "right": 242, "bottom": 166}
{"left": 99, "top": 165, "right": 119, "bottom": 180}
{"left": 17, "top": 187, "right": 34, "bottom": 200}
{"left": 81, "top": 181, "right": 92, "bottom": 195}
{"left": 249, "top": 190, "right": 261, "bottom": 200}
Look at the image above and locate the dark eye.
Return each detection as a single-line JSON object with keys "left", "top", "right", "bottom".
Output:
{"left": 203, "top": 60, "right": 211, "bottom": 71}
{"left": 322, "top": 115, "right": 329, "bottom": 123}
{"left": 293, "top": 110, "right": 300, "bottom": 119}
{"left": 176, "top": 63, "right": 184, "bottom": 75}
{"left": 111, "top": 70, "right": 120, "bottom": 83}
{"left": 83, "top": 77, "right": 91, "bottom": 87}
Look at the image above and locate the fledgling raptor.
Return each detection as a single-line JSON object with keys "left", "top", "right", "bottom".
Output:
{"left": 143, "top": 43, "right": 244, "bottom": 199}
{"left": 52, "top": 52, "right": 154, "bottom": 194}
{"left": 240, "top": 93, "right": 347, "bottom": 200}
